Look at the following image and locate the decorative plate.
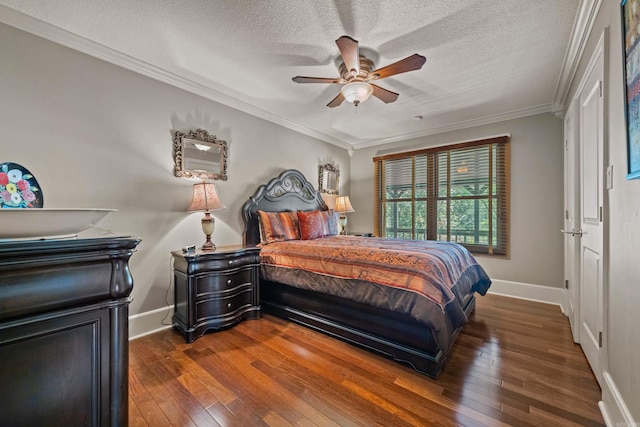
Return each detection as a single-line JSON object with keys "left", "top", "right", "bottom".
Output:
{"left": 0, "top": 162, "right": 43, "bottom": 208}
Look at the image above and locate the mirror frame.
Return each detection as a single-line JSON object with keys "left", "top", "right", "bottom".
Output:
{"left": 173, "top": 129, "right": 228, "bottom": 180}
{"left": 318, "top": 163, "right": 339, "bottom": 194}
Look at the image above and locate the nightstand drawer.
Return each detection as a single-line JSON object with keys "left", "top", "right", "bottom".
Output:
{"left": 195, "top": 268, "right": 252, "bottom": 296}
{"left": 190, "top": 253, "right": 258, "bottom": 273}
{"left": 195, "top": 284, "right": 253, "bottom": 321}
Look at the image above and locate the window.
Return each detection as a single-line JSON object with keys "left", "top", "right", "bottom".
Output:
{"left": 373, "top": 136, "right": 510, "bottom": 256}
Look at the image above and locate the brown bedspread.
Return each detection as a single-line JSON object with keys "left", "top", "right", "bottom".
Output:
{"left": 259, "top": 236, "right": 491, "bottom": 350}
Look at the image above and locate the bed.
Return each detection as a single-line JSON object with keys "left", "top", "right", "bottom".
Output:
{"left": 241, "top": 169, "right": 491, "bottom": 378}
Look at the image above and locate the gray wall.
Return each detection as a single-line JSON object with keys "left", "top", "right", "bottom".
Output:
{"left": 0, "top": 23, "right": 350, "bottom": 318}
{"left": 350, "top": 113, "right": 565, "bottom": 288}
{"left": 566, "top": 2, "right": 640, "bottom": 423}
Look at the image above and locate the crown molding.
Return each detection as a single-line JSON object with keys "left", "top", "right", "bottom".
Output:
{"left": 350, "top": 104, "right": 552, "bottom": 150}
{"left": 552, "top": 0, "right": 603, "bottom": 115}
{"left": 0, "top": 5, "right": 351, "bottom": 150}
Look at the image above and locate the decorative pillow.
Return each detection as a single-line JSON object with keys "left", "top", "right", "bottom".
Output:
{"left": 323, "top": 210, "right": 340, "bottom": 236}
{"left": 257, "top": 211, "right": 300, "bottom": 244}
{"left": 297, "top": 210, "right": 327, "bottom": 240}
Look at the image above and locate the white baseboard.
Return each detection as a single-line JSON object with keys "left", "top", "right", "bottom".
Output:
{"left": 128, "top": 280, "right": 565, "bottom": 339}
{"left": 128, "top": 305, "right": 173, "bottom": 340}
{"left": 599, "top": 371, "right": 636, "bottom": 427}
{"left": 487, "top": 279, "right": 564, "bottom": 307}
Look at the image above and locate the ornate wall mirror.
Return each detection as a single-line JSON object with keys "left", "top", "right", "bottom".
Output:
{"left": 173, "top": 129, "right": 228, "bottom": 180}
{"left": 318, "top": 163, "right": 339, "bottom": 194}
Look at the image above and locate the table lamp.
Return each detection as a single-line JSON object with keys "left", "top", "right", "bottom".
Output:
{"left": 334, "top": 195, "right": 355, "bottom": 235}
{"left": 187, "top": 182, "right": 226, "bottom": 251}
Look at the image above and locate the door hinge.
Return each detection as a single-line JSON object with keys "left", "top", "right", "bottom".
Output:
{"left": 565, "top": 139, "right": 568, "bottom": 150}
{"left": 598, "top": 331, "right": 603, "bottom": 348}
{"left": 565, "top": 279, "right": 569, "bottom": 289}
{"left": 599, "top": 80, "right": 603, "bottom": 97}
{"left": 599, "top": 206, "right": 603, "bottom": 222}
{"left": 565, "top": 210, "right": 569, "bottom": 220}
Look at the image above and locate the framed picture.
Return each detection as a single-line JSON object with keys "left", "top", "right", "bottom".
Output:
{"left": 622, "top": 0, "right": 640, "bottom": 179}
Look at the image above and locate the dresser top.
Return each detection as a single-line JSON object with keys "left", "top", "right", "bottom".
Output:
{"left": 171, "top": 245, "right": 260, "bottom": 260}
{"left": 0, "top": 234, "right": 141, "bottom": 257}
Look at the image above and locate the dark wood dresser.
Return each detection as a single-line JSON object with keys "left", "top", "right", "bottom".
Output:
{"left": 172, "top": 245, "right": 261, "bottom": 343}
{"left": 0, "top": 235, "right": 140, "bottom": 427}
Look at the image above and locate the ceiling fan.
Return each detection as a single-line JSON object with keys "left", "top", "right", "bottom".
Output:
{"left": 292, "top": 35, "right": 426, "bottom": 108}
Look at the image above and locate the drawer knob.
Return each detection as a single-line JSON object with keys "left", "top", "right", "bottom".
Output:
{"left": 228, "top": 260, "right": 234, "bottom": 265}
{"left": 227, "top": 303, "right": 232, "bottom": 308}
{"left": 227, "top": 279, "right": 232, "bottom": 285}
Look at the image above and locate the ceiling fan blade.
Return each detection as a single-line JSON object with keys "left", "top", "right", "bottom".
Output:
{"left": 335, "top": 35, "right": 360, "bottom": 76}
{"left": 292, "top": 76, "right": 342, "bottom": 84}
{"left": 371, "top": 84, "right": 399, "bottom": 104}
{"left": 370, "top": 54, "right": 426, "bottom": 80}
{"left": 327, "top": 92, "right": 345, "bottom": 108}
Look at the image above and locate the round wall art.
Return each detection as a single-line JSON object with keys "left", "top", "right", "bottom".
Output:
{"left": 0, "top": 162, "right": 44, "bottom": 208}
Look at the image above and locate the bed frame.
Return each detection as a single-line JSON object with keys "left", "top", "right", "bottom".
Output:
{"left": 241, "top": 169, "right": 475, "bottom": 378}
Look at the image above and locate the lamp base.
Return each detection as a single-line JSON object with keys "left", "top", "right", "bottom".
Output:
{"left": 339, "top": 214, "right": 347, "bottom": 235}
{"left": 201, "top": 241, "right": 216, "bottom": 251}
{"left": 200, "top": 212, "right": 216, "bottom": 251}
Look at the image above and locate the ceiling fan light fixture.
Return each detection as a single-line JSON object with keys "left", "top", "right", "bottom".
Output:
{"left": 292, "top": 36, "right": 425, "bottom": 108}
{"left": 341, "top": 81, "right": 373, "bottom": 106}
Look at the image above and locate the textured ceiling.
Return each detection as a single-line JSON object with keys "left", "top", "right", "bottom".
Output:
{"left": 0, "top": 0, "right": 581, "bottom": 150}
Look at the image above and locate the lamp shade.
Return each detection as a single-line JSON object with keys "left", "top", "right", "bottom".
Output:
{"left": 187, "top": 182, "right": 226, "bottom": 212}
{"left": 334, "top": 196, "right": 355, "bottom": 213}
{"left": 340, "top": 82, "right": 373, "bottom": 106}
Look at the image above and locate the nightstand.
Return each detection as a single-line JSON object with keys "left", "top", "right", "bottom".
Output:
{"left": 171, "top": 245, "right": 261, "bottom": 343}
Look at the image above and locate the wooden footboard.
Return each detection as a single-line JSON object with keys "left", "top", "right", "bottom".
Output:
{"left": 261, "top": 280, "right": 476, "bottom": 379}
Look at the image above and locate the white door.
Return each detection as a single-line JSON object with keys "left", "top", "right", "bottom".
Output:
{"left": 563, "top": 100, "right": 580, "bottom": 343}
{"left": 578, "top": 48, "right": 605, "bottom": 387}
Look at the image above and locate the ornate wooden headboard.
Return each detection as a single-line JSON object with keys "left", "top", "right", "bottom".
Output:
{"left": 241, "top": 169, "right": 328, "bottom": 247}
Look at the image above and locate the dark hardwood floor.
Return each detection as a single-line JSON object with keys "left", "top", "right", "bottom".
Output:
{"left": 129, "top": 294, "right": 604, "bottom": 426}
